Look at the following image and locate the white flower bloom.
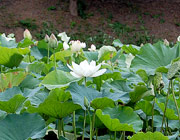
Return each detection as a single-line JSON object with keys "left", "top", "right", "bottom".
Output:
{"left": 58, "top": 32, "right": 70, "bottom": 43}
{"left": 63, "top": 42, "right": 70, "bottom": 50}
{"left": 70, "top": 40, "right": 86, "bottom": 53}
{"left": 164, "top": 39, "right": 169, "bottom": 46}
{"left": 88, "top": 44, "right": 96, "bottom": 52}
{"left": 177, "top": 36, "right": 180, "bottom": 42}
{"left": 1, "top": 33, "right": 15, "bottom": 41}
{"left": 23, "top": 29, "right": 32, "bottom": 40}
{"left": 67, "top": 60, "right": 106, "bottom": 78}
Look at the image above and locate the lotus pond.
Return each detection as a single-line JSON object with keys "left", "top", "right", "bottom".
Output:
{"left": 0, "top": 31, "right": 180, "bottom": 140}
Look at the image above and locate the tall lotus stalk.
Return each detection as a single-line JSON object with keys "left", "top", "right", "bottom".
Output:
{"left": 44, "top": 34, "right": 50, "bottom": 64}
{"left": 161, "top": 81, "right": 171, "bottom": 132}
{"left": 171, "top": 80, "right": 180, "bottom": 123}
{"left": 49, "top": 34, "right": 58, "bottom": 70}
{"left": 73, "top": 111, "right": 77, "bottom": 140}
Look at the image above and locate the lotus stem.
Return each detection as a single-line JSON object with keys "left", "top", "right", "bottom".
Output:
{"left": 58, "top": 119, "right": 62, "bottom": 137}
{"left": 179, "top": 78, "right": 180, "bottom": 98}
{"left": 87, "top": 110, "right": 93, "bottom": 140}
{"left": 53, "top": 49, "right": 57, "bottom": 71}
{"left": 84, "top": 77, "right": 87, "bottom": 87}
{"left": 171, "top": 80, "right": 180, "bottom": 123}
{"left": 114, "top": 131, "right": 116, "bottom": 140}
{"left": 47, "top": 45, "right": 49, "bottom": 64}
{"left": 96, "top": 128, "right": 98, "bottom": 140}
{"left": 82, "top": 110, "right": 86, "bottom": 140}
{"left": 92, "top": 109, "right": 96, "bottom": 137}
{"left": 62, "top": 119, "right": 65, "bottom": 137}
{"left": 73, "top": 111, "right": 77, "bottom": 140}
{"left": 151, "top": 97, "right": 156, "bottom": 132}
{"left": 29, "top": 52, "right": 32, "bottom": 63}
{"left": 161, "top": 81, "right": 170, "bottom": 132}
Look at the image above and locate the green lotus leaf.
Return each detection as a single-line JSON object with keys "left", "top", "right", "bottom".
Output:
{"left": 128, "top": 132, "right": 168, "bottom": 140}
{"left": 0, "top": 46, "right": 30, "bottom": 68}
{"left": 93, "top": 71, "right": 122, "bottom": 91}
{"left": 102, "top": 80, "right": 132, "bottom": 103}
{"left": 135, "top": 100, "right": 159, "bottom": 116}
{"left": 96, "top": 106, "right": 143, "bottom": 132}
{"left": 27, "top": 88, "right": 81, "bottom": 119}
{"left": 0, "top": 113, "right": 46, "bottom": 140}
{"left": 122, "top": 44, "right": 140, "bottom": 56}
{"left": 0, "top": 71, "right": 27, "bottom": 92}
{"left": 67, "top": 83, "right": 122, "bottom": 110}
{"left": 98, "top": 45, "right": 117, "bottom": 62}
{"left": 0, "top": 87, "right": 26, "bottom": 113}
{"left": 113, "top": 39, "right": 123, "bottom": 47}
{"left": 30, "top": 46, "right": 45, "bottom": 60}
{"left": 50, "top": 50, "right": 72, "bottom": 63}
{"left": 18, "top": 38, "right": 34, "bottom": 48}
{"left": 90, "top": 97, "right": 115, "bottom": 110}
{"left": 131, "top": 42, "right": 180, "bottom": 75}
{"left": 41, "top": 70, "right": 79, "bottom": 90}
{"left": 129, "top": 85, "right": 152, "bottom": 103}
{"left": 19, "top": 75, "right": 40, "bottom": 89}
{"left": 84, "top": 51, "right": 98, "bottom": 62}
{"left": 27, "top": 61, "right": 45, "bottom": 74}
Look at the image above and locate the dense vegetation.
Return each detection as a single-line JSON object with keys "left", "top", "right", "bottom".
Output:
{"left": 0, "top": 30, "right": 180, "bottom": 140}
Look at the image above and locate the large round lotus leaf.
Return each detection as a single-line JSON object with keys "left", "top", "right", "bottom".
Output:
{"left": 0, "top": 113, "right": 46, "bottom": 140}
{"left": 128, "top": 132, "right": 168, "bottom": 140}
{"left": 0, "top": 46, "right": 30, "bottom": 68}
{"left": 96, "top": 106, "right": 143, "bottom": 132}
{"left": 19, "top": 74, "right": 40, "bottom": 89}
{"left": 41, "top": 70, "right": 79, "bottom": 90}
{"left": 27, "top": 88, "right": 81, "bottom": 119}
{"left": 0, "top": 71, "right": 27, "bottom": 92}
{"left": 90, "top": 97, "right": 115, "bottom": 110}
{"left": 50, "top": 50, "right": 72, "bottom": 63}
{"left": 93, "top": 71, "right": 122, "bottom": 91}
{"left": 131, "top": 42, "right": 180, "bottom": 75}
{"left": 135, "top": 100, "right": 159, "bottom": 116}
{"left": 102, "top": 80, "right": 132, "bottom": 104}
{"left": 98, "top": 45, "right": 117, "bottom": 62}
{"left": 67, "top": 83, "right": 123, "bottom": 110}
{"left": 129, "top": 85, "right": 153, "bottom": 103}
{"left": 84, "top": 51, "right": 98, "bottom": 61}
{"left": 0, "top": 87, "right": 26, "bottom": 113}
{"left": 27, "top": 62, "right": 45, "bottom": 74}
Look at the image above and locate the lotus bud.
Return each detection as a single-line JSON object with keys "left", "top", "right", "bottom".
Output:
{"left": 88, "top": 44, "right": 96, "bottom": 52}
{"left": 49, "top": 34, "right": 58, "bottom": 49}
{"left": 84, "top": 96, "right": 89, "bottom": 109}
{"left": 177, "top": 36, "right": 180, "bottom": 42}
{"left": 164, "top": 39, "right": 169, "bottom": 46}
{"left": 44, "top": 34, "right": 50, "bottom": 43}
{"left": 140, "top": 43, "right": 144, "bottom": 47}
{"left": 23, "top": 29, "right": 32, "bottom": 40}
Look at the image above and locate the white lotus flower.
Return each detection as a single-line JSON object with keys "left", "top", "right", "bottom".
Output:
{"left": 58, "top": 32, "right": 70, "bottom": 43}
{"left": 164, "top": 39, "right": 169, "bottom": 46}
{"left": 88, "top": 44, "right": 96, "bottom": 52}
{"left": 70, "top": 40, "right": 86, "bottom": 53}
{"left": 63, "top": 42, "right": 70, "bottom": 50}
{"left": 67, "top": 60, "right": 106, "bottom": 78}
{"left": 177, "top": 36, "right": 180, "bottom": 42}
